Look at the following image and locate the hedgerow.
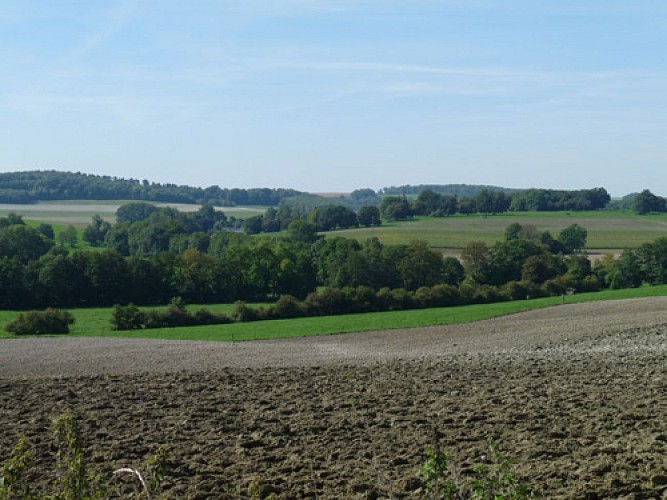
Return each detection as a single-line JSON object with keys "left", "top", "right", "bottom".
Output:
{"left": 4, "top": 308, "right": 75, "bottom": 335}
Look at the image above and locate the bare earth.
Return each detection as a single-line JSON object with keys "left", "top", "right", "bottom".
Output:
{"left": 1, "top": 298, "right": 667, "bottom": 498}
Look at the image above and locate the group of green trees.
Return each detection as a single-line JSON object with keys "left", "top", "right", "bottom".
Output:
{"left": 5, "top": 171, "right": 667, "bottom": 219}
{"left": 243, "top": 187, "right": 613, "bottom": 235}
{"left": 243, "top": 203, "right": 382, "bottom": 235}
{"left": 244, "top": 189, "right": 515, "bottom": 235}
{"left": 379, "top": 185, "right": 610, "bottom": 213}
{"left": 631, "top": 189, "right": 667, "bottom": 215}
{"left": 0, "top": 170, "right": 303, "bottom": 205}
{"left": 3, "top": 198, "right": 667, "bottom": 318}
{"left": 396, "top": 187, "right": 610, "bottom": 219}
{"left": 84, "top": 203, "right": 246, "bottom": 254}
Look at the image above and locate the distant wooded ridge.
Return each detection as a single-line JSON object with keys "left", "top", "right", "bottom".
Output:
{"left": 0, "top": 170, "right": 304, "bottom": 206}
{"left": 379, "top": 184, "right": 522, "bottom": 197}
{"left": 0, "top": 169, "right": 648, "bottom": 212}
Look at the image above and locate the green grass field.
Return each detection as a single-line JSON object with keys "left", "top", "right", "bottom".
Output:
{"left": 330, "top": 211, "right": 667, "bottom": 250}
{"left": 2, "top": 285, "right": 667, "bottom": 342}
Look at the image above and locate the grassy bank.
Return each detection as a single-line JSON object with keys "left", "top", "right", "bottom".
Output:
{"left": 2, "top": 285, "right": 667, "bottom": 341}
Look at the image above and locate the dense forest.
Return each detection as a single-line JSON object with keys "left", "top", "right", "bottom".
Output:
{"left": 0, "top": 205, "right": 665, "bottom": 320}
{"left": 0, "top": 170, "right": 626, "bottom": 212}
{"left": 379, "top": 183, "right": 521, "bottom": 198}
{"left": 0, "top": 170, "right": 304, "bottom": 206}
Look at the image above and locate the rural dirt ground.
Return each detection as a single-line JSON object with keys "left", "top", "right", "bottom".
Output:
{"left": 1, "top": 298, "right": 667, "bottom": 498}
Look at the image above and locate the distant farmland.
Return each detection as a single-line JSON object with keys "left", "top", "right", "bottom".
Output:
{"left": 3, "top": 201, "right": 667, "bottom": 251}
{"left": 330, "top": 211, "right": 667, "bottom": 250}
{"left": 0, "top": 200, "right": 266, "bottom": 227}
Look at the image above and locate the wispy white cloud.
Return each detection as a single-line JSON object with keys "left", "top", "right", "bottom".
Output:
{"left": 61, "top": 0, "right": 139, "bottom": 63}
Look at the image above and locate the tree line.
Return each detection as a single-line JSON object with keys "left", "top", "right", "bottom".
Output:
{"left": 2, "top": 205, "right": 667, "bottom": 317}
{"left": 4, "top": 170, "right": 667, "bottom": 217}
{"left": 0, "top": 170, "right": 303, "bottom": 206}
{"left": 242, "top": 187, "right": 611, "bottom": 235}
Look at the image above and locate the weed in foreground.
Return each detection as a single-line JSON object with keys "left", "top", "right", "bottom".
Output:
{"left": 0, "top": 437, "right": 33, "bottom": 498}
{"left": 1, "top": 410, "right": 170, "bottom": 499}
{"left": 420, "top": 437, "right": 533, "bottom": 499}
{"left": 52, "top": 409, "right": 107, "bottom": 499}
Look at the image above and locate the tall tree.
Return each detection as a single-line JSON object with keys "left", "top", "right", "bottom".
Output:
{"left": 558, "top": 224, "right": 588, "bottom": 254}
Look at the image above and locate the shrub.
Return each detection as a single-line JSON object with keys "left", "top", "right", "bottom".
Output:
{"left": 427, "top": 284, "right": 460, "bottom": 308}
{"left": 582, "top": 274, "right": 602, "bottom": 292}
{"left": 458, "top": 283, "right": 477, "bottom": 304}
{"left": 473, "top": 285, "right": 504, "bottom": 304}
{"left": 303, "top": 288, "right": 349, "bottom": 316}
{"left": 502, "top": 281, "right": 531, "bottom": 301}
{"left": 542, "top": 278, "right": 567, "bottom": 296}
{"left": 192, "top": 309, "right": 232, "bottom": 325}
{"left": 351, "top": 286, "right": 380, "bottom": 313}
{"left": 5, "top": 308, "right": 75, "bottom": 335}
{"left": 110, "top": 304, "right": 145, "bottom": 330}
{"left": 162, "top": 306, "right": 194, "bottom": 327}
{"left": 231, "top": 301, "right": 262, "bottom": 322}
{"left": 111, "top": 303, "right": 232, "bottom": 329}
{"left": 389, "top": 288, "right": 413, "bottom": 310}
{"left": 269, "top": 294, "right": 307, "bottom": 319}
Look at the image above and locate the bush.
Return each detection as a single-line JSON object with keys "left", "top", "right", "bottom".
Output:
{"left": 268, "top": 294, "right": 307, "bottom": 319}
{"left": 192, "top": 309, "right": 232, "bottom": 325}
{"left": 303, "top": 288, "right": 349, "bottom": 316}
{"left": 542, "top": 278, "right": 567, "bottom": 296}
{"left": 111, "top": 303, "right": 232, "bottom": 330}
{"left": 426, "top": 284, "right": 460, "bottom": 308}
{"left": 350, "top": 286, "right": 380, "bottom": 313}
{"left": 473, "top": 285, "right": 504, "bottom": 304}
{"left": 231, "top": 301, "right": 262, "bottom": 322}
{"left": 5, "top": 308, "right": 75, "bottom": 335}
{"left": 142, "top": 307, "right": 196, "bottom": 328}
{"left": 389, "top": 288, "right": 414, "bottom": 310}
{"left": 502, "top": 281, "right": 531, "bottom": 301}
{"left": 110, "top": 304, "right": 145, "bottom": 330}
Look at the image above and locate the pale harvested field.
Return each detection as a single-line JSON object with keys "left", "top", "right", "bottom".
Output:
{"left": 0, "top": 201, "right": 264, "bottom": 226}
{"left": 1, "top": 298, "right": 666, "bottom": 498}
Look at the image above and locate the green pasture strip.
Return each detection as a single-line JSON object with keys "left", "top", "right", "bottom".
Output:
{"left": 17, "top": 220, "right": 98, "bottom": 251}
{"left": 331, "top": 212, "right": 667, "bottom": 249}
{"left": 221, "top": 206, "right": 267, "bottom": 219}
{"left": 0, "top": 302, "right": 271, "bottom": 339}
{"left": 2, "top": 285, "right": 667, "bottom": 341}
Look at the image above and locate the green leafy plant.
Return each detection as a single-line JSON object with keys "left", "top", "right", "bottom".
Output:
{"left": 1, "top": 411, "right": 171, "bottom": 499}
{"left": 420, "top": 447, "right": 460, "bottom": 498}
{"left": 469, "top": 437, "right": 532, "bottom": 499}
{"left": 420, "top": 437, "right": 533, "bottom": 499}
{"left": 52, "top": 409, "right": 107, "bottom": 500}
{"left": 0, "top": 437, "right": 33, "bottom": 498}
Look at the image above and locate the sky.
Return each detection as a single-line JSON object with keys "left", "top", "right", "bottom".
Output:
{"left": 1, "top": 1, "right": 666, "bottom": 195}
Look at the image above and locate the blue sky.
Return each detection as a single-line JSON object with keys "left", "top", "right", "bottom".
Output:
{"left": 1, "top": 1, "right": 666, "bottom": 195}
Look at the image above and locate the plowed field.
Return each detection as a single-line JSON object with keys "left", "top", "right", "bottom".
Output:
{"left": 2, "top": 298, "right": 666, "bottom": 498}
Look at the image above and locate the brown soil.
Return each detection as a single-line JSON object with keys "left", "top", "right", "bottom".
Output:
{"left": 2, "top": 298, "right": 667, "bottom": 498}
